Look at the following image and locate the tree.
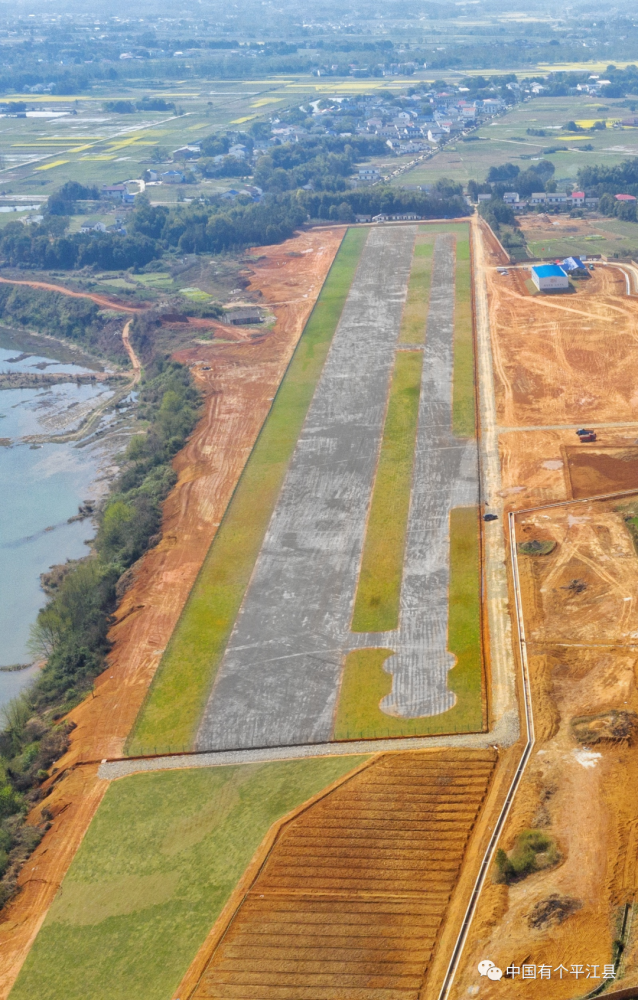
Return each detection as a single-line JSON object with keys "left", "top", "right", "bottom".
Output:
{"left": 487, "top": 163, "right": 519, "bottom": 183}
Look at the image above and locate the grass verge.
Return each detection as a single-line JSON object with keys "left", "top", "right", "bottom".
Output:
{"left": 333, "top": 506, "right": 483, "bottom": 739}
{"left": 9, "top": 757, "right": 368, "bottom": 1000}
{"left": 397, "top": 237, "right": 433, "bottom": 345}
{"left": 351, "top": 350, "right": 423, "bottom": 632}
{"left": 127, "top": 227, "right": 368, "bottom": 755}
{"left": 452, "top": 224, "right": 475, "bottom": 439}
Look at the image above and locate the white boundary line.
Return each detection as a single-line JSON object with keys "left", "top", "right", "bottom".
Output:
{"left": 438, "top": 485, "right": 638, "bottom": 998}
{"left": 437, "top": 511, "right": 535, "bottom": 1000}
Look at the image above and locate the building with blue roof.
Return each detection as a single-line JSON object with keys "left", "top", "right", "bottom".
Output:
{"left": 531, "top": 263, "right": 569, "bottom": 292}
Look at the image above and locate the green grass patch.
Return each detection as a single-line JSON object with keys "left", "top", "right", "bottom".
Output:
{"left": 452, "top": 226, "right": 475, "bottom": 439}
{"left": 333, "top": 506, "right": 484, "bottom": 739}
{"left": 351, "top": 350, "right": 422, "bottom": 633}
{"left": 127, "top": 227, "right": 368, "bottom": 755}
{"left": 180, "top": 287, "right": 213, "bottom": 301}
{"left": 398, "top": 238, "right": 433, "bottom": 345}
{"left": 9, "top": 756, "right": 367, "bottom": 1000}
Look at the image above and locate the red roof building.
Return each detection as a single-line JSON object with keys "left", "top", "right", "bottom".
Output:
{"left": 615, "top": 193, "right": 637, "bottom": 201}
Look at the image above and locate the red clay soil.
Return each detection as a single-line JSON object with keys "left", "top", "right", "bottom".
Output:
{"left": 184, "top": 749, "right": 497, "bottom": 1000}
{"left": 565, "top": 446, "right": 638, "bottom": 499}
{"left": 0, "top": 274, "right": 145, "bottom": 312}
{"left": 0, "top": 226, "right": 345, "bottom": 1000}
{"left": 487, "top": 262, "right": 638, "bottom": 429}
{"left": 479, "top": 219, "right": 510, "bottom": 267}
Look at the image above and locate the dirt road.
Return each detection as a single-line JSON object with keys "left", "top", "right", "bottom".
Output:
{"left": 472, "top": 218, "right": 518, "bottom": 738}
{"left": 0, "top": 227, "right": 346, "bottom": 999}
{"left": 451, "top": 224, "right": 638, "bottom": 998}
{"left": 121, "top": 319, "right": 141, "bottom": 385}
{"left": 0, "top": 275, "right": 143, "bottom": 312}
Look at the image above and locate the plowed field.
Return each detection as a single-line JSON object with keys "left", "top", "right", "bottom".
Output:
{"left": 188, "top": 749, "right": 497, "bottom": 1000}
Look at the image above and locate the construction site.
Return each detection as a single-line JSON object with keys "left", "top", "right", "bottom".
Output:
{"left": 4, "top": 210, "right": 638, "bottom": 1000}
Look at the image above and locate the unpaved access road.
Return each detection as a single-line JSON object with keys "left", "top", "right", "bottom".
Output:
{"left": 0, "top": 274, "right": 144, "bottom": 312}
{"left": 451, "top": 225, "right": 638, "bottom": 999}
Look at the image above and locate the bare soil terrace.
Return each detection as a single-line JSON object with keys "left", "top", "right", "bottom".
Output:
{"left": 183, "top": 749, "right": 498, "bottom": 1000}
{"left": 0, "top": 226, "right": 345, "bottom": 1000}
{"left": 453, "top": 230, "right": 638, "bottom": 998}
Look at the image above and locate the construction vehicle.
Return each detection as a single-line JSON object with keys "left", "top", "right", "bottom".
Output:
{"left": 576, "top": 428, "right": 597, "bottom": 442}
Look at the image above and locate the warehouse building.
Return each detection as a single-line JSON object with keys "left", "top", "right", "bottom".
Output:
{"left": 531, "top": 263, "right": 569, "bottom": 292}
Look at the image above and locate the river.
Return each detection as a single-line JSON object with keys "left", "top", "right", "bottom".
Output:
{"left": 0, "top": 326, "right": 129, "bottom": 711}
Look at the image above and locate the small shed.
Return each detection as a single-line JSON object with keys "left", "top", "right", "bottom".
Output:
{"left": 224, "top": 307, "right": 263, "bottom": 326}
{"left": 531, "top": 264, "right": 569, "bottom": 292}
{"left": 561, "top": 256, "right": 589, "bottom": 277}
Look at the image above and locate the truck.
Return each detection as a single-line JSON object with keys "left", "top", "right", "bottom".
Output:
{"left": 576, "top": 428, "right": 597, "bottom": 442}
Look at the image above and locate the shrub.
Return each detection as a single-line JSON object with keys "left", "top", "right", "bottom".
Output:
{"left": 494, "top": 829, "right": 560, "bottom": 884}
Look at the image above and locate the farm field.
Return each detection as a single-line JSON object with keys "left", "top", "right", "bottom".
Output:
{"left": 0, "top": 75, "right": 418, "bottom": 197}
{"left": 8, "top": 757, "right": 368, "bottom": 1000}
{"left": 396, "top": 94, "right": 636, "bottom": 190}
{"left": 453, "top": 224, "right": 638, "bottom": 998}
{"left": 183, "top": 749, "right": 498, "bottom": 1000}
{"left": 520, "top": 212, "right": 638, "bottom": 260}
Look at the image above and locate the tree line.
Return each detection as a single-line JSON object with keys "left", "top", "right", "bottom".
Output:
{"left": 0, "top": 357, "right": 201, "bottom": 908}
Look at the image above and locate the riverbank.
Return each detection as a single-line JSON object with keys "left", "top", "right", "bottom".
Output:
{"left": 0, "top": 327, "right": 135, "bottom": 701}
{"left": 0, "top": 226, "right": 345, "bottom": 999}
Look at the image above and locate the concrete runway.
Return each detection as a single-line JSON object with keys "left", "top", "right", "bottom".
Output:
{"left": 353, "top": 234, "right": 479, "bottom": 718}
{"left": 196, "top": 225, "right": 479, "bottom": 751}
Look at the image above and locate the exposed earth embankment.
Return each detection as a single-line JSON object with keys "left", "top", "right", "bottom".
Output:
{"left": 0, "top": 226, "right": 345, "bottom": 998}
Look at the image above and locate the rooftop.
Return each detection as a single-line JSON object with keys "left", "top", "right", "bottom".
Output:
{"left": 532, "top": 264, "right": 567, "bottom": 278}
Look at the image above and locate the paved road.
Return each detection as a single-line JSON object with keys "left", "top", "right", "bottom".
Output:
{"left": 101, "top": 712, "right": 516, "bottom": 782}
{"left": 196, "top": 226, "right": 417, "bottom": 750}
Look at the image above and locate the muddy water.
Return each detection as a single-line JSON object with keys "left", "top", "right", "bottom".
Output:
{"left": 0, "top": 330, "right": 120, "bottom": 710}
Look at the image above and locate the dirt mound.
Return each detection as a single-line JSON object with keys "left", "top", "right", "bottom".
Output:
{"left": 571, "top": 710, "right": 638, "bottom": 745}
{"left": 527, "top": 894, "right": 582, "bottom": 930}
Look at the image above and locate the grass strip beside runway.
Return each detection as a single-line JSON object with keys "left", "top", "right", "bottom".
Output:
{"left": 127, "top": 227, "right": 368, "bottom": 755}
{"left": 350, "top": 349, "right": 423, "bottom": 632}
{"left": 452, "top": 225, "right": 475, "bottom": 438}
{"left": 9, "top": 758, "right": 368, "bottom": 1000}
{"left": 397, "top": 237, "right": 433, "bottom": 345}
{"left": 333, "top": 506, "right": 484, "bottom": 739}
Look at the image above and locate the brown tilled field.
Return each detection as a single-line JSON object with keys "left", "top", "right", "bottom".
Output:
{"left": 0, "top": 228, "right": 345, "bottom": 1000}
{"left": 186, "top": 750, "right": 497, "bottom": 1000}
